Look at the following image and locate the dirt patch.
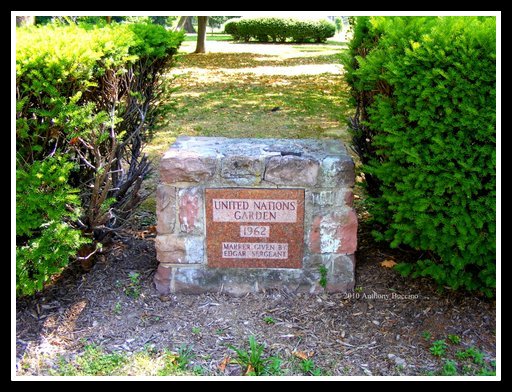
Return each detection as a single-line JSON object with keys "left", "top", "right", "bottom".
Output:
{"left": 16, "top": 218, "right": 496, "bottom": 376}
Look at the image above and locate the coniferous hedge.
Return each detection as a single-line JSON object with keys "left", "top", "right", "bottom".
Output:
{"left": 16, "top": 23, "right": 183, "bottom": 295}
{"left": 344, "top": 16, "right": 496, "bottom": 296}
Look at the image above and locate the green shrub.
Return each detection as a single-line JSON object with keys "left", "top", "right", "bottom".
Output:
{"left": 224, "top": 18, "right": 241, "bottom": 40}
{"left": 225, "top": 17, "right": 335, "bottom": 43}
{"left": 16, "top": 157, "right": 89, "bottom": 295}
{"left": 234, "top": 18, "right": 255, "bottom": 42}
{"left": 344, "top": 16, "right": 496, "bottom": 296}
{"left": 342, "top": 17, "right": 383, "bottom": 195}
{"left": 16, "top": 23, "right": 183, "bottom": 295}
{"left": 334, "top": 17, "right": 343, "bottom": 33}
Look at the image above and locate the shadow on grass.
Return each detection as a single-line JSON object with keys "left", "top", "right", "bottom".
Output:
{"left": 146, "top": 72, "right": 351, "bottom": 159}
{"left": 176, "top": 52, "right": 342, "bottom": 69}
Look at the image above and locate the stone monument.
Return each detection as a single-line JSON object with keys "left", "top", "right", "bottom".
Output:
{"left": 154, "top": 137, "right": 357, "bottom": 295}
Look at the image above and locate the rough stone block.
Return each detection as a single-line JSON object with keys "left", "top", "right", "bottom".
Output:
{"left": 221, "top": 155, "right": 262, "bottom": 179}
{"left": 309, "top": 189, "right": 345, "bottom": 207}
{"left": 310, "top": 210, "right": 358, "bottom": 254}
{"left": 156, "top": 184, "right": 176, "bottom": 234}
{"left": 344, "top": 190, "right": 354, "bottom": 208}
{"left": 178, "top": 187, "right": 203, "bottom": 233}
{"left": 167, "top": 267, "right": 317, "bottom": 296}
{"left": 264, "top": 155, "right": 319, "bottom": 186}
{"left": 325, "top": 254, "right": 356, "bottom": 292}
{"left": 302, "top": 254, "right": 325, "bottom": 268}
{"left": 157, "top": 251, "right": 185, "bottom": 264}
{"left": 154, "top": 265, "right": 172, "bottom": 295}
{"left": 160, "top": 150, "right": 217, "bottom": 183}
{"left": 321, "top": 156, "right": 355, "bottom": 187}
{"left": 339, "top": 210, "right": 357, "bottom": 254}
{"left": 223, "top": 177, "right": 264, "bottom": 186}
{"left": 185, "top": 236, "right": 205, "bottom": 264}
{"left": 155, "top": 234, "right": 185, "bottom": 253}
{"left": 155, "top": 234, "right": 204, "bottom": 264}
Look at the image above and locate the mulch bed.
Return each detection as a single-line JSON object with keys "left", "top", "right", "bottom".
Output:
{"left": 16, "top": 218, "right": 496, "bottom": 376}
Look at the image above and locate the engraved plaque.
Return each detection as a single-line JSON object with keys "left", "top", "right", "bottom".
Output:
{"left": 205, "top": 188, "right": 304, "bottom": 268}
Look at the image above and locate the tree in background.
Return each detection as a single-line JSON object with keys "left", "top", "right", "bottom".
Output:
{"left": 32, "top": 15, "right": 179, "bottom": 28}
{"left": 16, "top": 16, "right": 35, "bottom": 26}
{"left": 334, "top": 17, "right": 343, "bottom": 33}
{"left": 164, "top": 16, "right": 178, "bottom": 27}
{"left": 208, "top": 16, "right": 233, "bottom": 33}
{"left": 175, "top": 16, "right": 196, "bottom": 33}
{"left": 195, "top": 16, "right": 208, "bottom": 53}
{"left": 150, "top": 16, "right": 168, "bottom": 26}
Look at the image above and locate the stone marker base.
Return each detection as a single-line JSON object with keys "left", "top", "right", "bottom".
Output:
{"left": 155, "top": 254, "right": 355, "bottom": 296}
{"left": 155, "top": 137, "right": 357, "bottom": 295}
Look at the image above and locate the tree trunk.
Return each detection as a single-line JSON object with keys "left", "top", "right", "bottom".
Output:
{"left": 16, "top": 16, "right": 35, "bottom": 27}
{"left": 184, "top": 17, "right": 196, "bottom": 33}
{"left": 194, "top": 16, "right": 208, "bottom": 54}
{"left": 176, "top": 16, "right": 196, "bottom": 33}
{"left": 175, "top": 16, "right": 188, "bottom": 31}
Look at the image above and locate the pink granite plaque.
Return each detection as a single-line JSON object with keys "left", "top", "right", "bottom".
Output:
{"left": 205, "top": 188, "right": 304, "bottom": 268}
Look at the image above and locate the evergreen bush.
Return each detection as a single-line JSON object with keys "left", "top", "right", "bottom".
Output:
{"left": 16, "top": 23, "right": 183, "bottom": 295}
{"left": 344, "top": 16, "right": 496, "bottom": 295}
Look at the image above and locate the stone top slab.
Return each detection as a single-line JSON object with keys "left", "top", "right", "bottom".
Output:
{"left": 166, "top": 136, "right": 351, "bottom": 161}
{"left": 160, "top": 136, "right": 354, "bottom": 187}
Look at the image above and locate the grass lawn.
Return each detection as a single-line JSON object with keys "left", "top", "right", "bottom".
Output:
{"left": 146, "top": 40, "right": 351, "bottom": 160}
{"left": 183, "top": 33, "right": 233, "bottom": 42}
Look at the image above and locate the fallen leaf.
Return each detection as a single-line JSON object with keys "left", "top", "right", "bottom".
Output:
{"left": 244, "top": 364, "right": 255, "bottom": 375}
{"left": 218, "top": 356, "right": 230, "bottom": 372}
{"left": 380, "top": 259, "right": 397, "bottom": 268}
{"left": 292, "top": 350, "right": 313, "bottom": 360}
{"left": 165, "top": 354, "right": 178, "bottom": 365}
{"left": 136, "top": 227, "right": 157, "bottom": 239}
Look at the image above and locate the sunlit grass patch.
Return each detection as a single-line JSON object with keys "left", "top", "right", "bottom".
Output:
{"left": 38, "top": 345, "right": 199, "bottom": 376}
